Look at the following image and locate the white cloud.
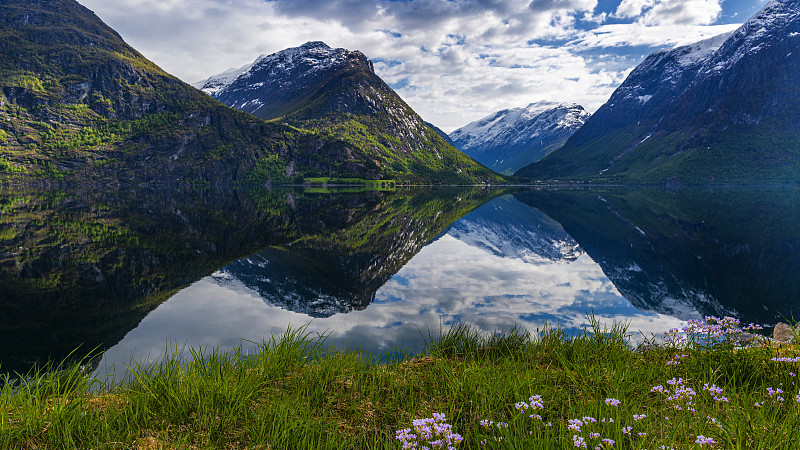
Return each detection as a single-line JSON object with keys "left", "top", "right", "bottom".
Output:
{"left": 643, "top": 0, "right": 723, "bottom": 26}
{"left": 572, "top": 22, "right": 740, "bottom": 48}
{"left": 614, "top": 0, "right": 655, "bottom": 19}
{"left": 78, "top": 0, "right": 743, "bottom": 131}
{"left": 614, "top": 0, "right": 725, "bottom": 25}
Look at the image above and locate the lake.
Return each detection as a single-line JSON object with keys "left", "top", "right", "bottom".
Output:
{"left": 2, "top": 185, "right": 799, "bottom": 378}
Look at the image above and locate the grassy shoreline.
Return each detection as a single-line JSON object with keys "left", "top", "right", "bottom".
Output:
{"left": 2, "top": 321, "right": 799, "bottom": 449}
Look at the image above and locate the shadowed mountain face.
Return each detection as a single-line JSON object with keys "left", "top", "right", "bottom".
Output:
{"left": 515, "top": 188, "right": 800, "bottom": 324}
{"left": 194, "top": 42, "right": 504, "bottom": 184}
{"left": 518, "top": 0, "right": 800, "bottom": 183}
{"left": 0, "top": 186, "right": 501, "bottom": 373}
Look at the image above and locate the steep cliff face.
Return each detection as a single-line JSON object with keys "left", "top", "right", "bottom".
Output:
{"left": 195, "top": 42, "right": 504, "bottom": 184}
{"left": 518, "top": 0, "right": 800, "bottom": 183}
{"left": 451, "top": 102, "right": 589, "bottom": 175}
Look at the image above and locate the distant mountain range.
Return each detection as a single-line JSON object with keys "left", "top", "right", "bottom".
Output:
{"left": 450, "top": 102, "right": 589, "bottom": 175}
{"left": 194, "top": 41, "right": 502, "bottom": 184}
{"left": 518, "top": 0, "right": 800, "bottom": 183}
{"left": 2, "top": 0, "right": 797, "bottom": 186}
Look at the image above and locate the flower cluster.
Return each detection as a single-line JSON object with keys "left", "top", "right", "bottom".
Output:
{"left": 702, "top": 383, "right": 729, "bottom": 403}
{"left": 771, "top": 356, "right": 800, "bottom": 363}
{"left": 651, "top": 378, "right": 696, "bottom": 412}
{"left": 665, "top": 316, "right": 763, "bottom": 349}
{"left": 515, "top": 395, "right": 545, "bottom": 420}
{"left": 396, "top": 413, "right": 463, "bottom": 449}
{"left": 706, "top": 416, "right": 723, "bottom": 429}
{"left": 666, "top": 354, "right": 688, "bottom": 366}
{"left": 695, "top": 435, "right": 716, "bottom": 445}
{"left": 766, "top": 387, "right": 785, "bottom": 402}
{"left": 604, "top": 398, "right": 621, "bottom": 407}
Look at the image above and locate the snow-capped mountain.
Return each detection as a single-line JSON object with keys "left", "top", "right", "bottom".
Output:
{"left": 447, "top": 195, "right": 583, "bottom": 264}
{"left": 450, "top": 102, "right": 589, "bottom": 175}
{"left": 193, "top": 41, "right": 372, "bottom": 118}
{"left": 193, "top": 41, "right": 503, "bottom": 184}
{"left": 518, "top": 0, "right": 800, "bottom": 183}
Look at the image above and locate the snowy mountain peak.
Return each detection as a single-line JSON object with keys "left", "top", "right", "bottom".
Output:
{"left": 450, "top": 102, "right": 589, "bottom": 175}
{"left": 192, "top": 41, "right": 365, "bottom": 99}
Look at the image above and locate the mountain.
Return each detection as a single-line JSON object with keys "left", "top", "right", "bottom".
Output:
{"left": 194, "top": 42, "right": 503, "bottom": 184}
{"left": 450, "top": 102, "right": 589, "bottom": 175}
{"left": 517, "top": 0, "right": 800, "bottom": 183}
{"left": 0, "top": 0, "right": 377, "bottom": 185}
{"left": 447, "top": 195, "right": 583, "bottom": 264}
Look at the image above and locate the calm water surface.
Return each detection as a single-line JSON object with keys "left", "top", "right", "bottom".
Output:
{"left": 1, "top": 186, "right": 798, "bottom": 377}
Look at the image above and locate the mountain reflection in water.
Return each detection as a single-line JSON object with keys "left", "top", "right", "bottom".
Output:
{"left": 2, "top": 186, "right": 798, "bottom": 377}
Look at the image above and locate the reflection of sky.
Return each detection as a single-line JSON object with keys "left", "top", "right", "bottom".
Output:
{"left": 98, "top": 219, "right": 685, "bottom": 380}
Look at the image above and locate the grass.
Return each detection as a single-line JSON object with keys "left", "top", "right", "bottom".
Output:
{"left": 1, "top": 320, "right": 799, "bottom": 449}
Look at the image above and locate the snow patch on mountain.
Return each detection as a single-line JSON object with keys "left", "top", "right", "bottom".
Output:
{"left": 192, "top": 54, "right": 268, "bottom": 95}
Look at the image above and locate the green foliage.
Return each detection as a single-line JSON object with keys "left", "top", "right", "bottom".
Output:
{"left": 34, "top": 162, "right": 66, "bottom": 180}
{"left": 246, "top": 154, "right": 291, "bottom": 184}
{"left": 303, "top": 177, "right": 396, "bottom": 187}
{"left": 13, "top": 74, "right": 45, "bottom": 93}
{"left": 0, "top": 129, "right": 7, "bottom": 143}
{"left": 41, "top": 126, "right": 115, "bottom": 151}
{"left": 105, "top": 112, "right": 181, "bottom": 140}
{"left": 0, "top": 158, "right": 25, "bottom": 173}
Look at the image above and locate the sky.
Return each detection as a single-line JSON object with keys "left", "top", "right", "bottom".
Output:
{"left": 78, "top": 0, "right": 768, "bottom": 131}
